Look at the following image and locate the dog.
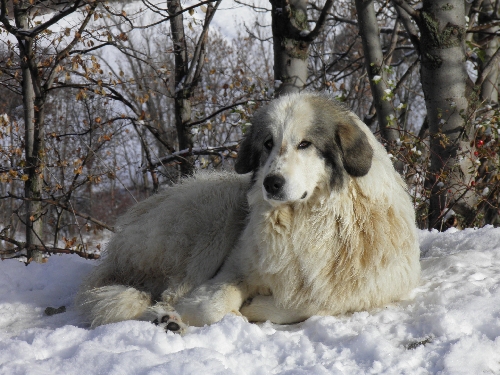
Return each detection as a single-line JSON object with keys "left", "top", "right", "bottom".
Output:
{"left": 77, "top": 92, "right": 421, "bottom": 334}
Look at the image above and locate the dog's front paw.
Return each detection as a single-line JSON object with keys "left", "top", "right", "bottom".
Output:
{"left": 139, "top": 303, "right": 188, "bottom": 334}
{"left": 152, "top": 311, "right": 187, "bottom": 334}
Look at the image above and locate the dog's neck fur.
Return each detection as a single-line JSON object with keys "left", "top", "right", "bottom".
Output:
{"left": 246, "top": 173, "right": 334, "bottom": 231}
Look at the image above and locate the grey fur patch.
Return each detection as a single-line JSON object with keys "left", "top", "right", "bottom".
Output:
{"left": 235, "top": 107, "right": 273, "bottom": 174}
{"left": 235, "top": 123, "right": 259, "bottom": 174}
{"left": 306, "top": 95, "right": 373, "bottom": 189}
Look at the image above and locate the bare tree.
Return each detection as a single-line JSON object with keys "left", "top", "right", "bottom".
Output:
{"left": 475, "top": 0, "right": 499, "bottom": 104}
{"left": 0, "top": 0, "right": 101, "bottom": 261}
{"left": 270, "top": 0, "right": 333, "bottom": 95}
{"left": 354, "top": 0, "right": 399, "bottom": 146}
{"left": 166, "top": 0, "right": 221, "bottom": 175}
{"left": 392, "top": 0, "right": 475, "bottom": 228}
{"left": 1, "top": 0, "right": 499, "bottom": 266}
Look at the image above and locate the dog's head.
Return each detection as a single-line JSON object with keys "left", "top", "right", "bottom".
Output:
{"left": 235, "top": 93, "right": 373, "bottom": 205}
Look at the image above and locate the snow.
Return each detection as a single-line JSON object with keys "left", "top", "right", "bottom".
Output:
{"left": 1, "top": 226, "right": 500, "bottom": 374}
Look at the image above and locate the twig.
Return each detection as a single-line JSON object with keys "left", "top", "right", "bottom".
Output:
{"left": 476, "top": 46, "right": 500, "bottom": 86}
{"left": 187, "top": 100, "right": 267, "bottom": 128}
{"left": 143, "top": 143, "right": 240, "bottom": 172}
{"left": 301, "top": 0, "right": 334, "bottom": 42}
{"left": 0, "top": 234, "right": 100, "bottom": 260}
{"left": 129, "top": 0, "right": 218, "bottom": 30}
{"left": 391, "top": 0, "right": 420, "bottom": 20}
{"left": 6, "top": 193, "right": 114, "bottom": 232}
{"left": 392, "top": 0, "right": 421, "bottom": 51}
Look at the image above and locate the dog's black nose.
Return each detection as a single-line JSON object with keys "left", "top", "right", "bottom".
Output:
{"left": 263, "top": 174, "right": 285, "bottom": 195}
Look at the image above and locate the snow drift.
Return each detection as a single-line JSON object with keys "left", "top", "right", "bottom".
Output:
{"left": 1, "top": 226, "right": 500, "bottom": 374}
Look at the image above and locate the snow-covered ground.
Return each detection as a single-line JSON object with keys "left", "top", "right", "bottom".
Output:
{"left": 1, "top": 226, "right": 500, "bottom": 374}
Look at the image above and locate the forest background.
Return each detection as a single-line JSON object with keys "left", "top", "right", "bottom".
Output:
{"left": 0, "top": 0, "right": 499, "bottom": 263}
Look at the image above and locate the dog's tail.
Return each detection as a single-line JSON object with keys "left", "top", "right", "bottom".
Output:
{"left": 77, "top": 285, "right": 152, "bottom": 328}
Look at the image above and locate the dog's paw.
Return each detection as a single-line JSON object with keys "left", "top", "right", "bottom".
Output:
{"left": 139, "top": 303, "right": 188, "bottom": 334}
{"left": 152, "top": 311, "right": 187, "bottom": 334}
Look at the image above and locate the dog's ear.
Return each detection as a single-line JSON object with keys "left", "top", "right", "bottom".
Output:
{"left": 235, "top": 125, "right": 259, "bottom": 174}
{"left": 336, "top": 121, "right": 373, "bottom": 177}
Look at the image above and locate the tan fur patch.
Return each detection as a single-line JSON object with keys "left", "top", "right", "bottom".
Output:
{"left": 268, "top": 205, "right": 294, "bottom": 233}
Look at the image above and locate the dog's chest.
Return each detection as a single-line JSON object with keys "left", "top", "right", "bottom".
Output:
{"left": 247, "top": 203, "right": 341, "bottom": 304}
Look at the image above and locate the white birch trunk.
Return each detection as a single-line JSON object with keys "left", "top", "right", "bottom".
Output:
{"left": 271, "top": 0, "right": 309, "bottom": 95}
{"left": 418, "top": 0, "right": 475, "bottom": 228}
{"left": 355, "top": 0, "right": 399, "bottom": 144}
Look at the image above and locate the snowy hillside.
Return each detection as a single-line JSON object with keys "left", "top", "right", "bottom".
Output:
{"left": 1, "top": 227, "right": 500, "bottom": 374}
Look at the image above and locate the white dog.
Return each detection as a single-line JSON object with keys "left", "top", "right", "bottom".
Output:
{"left": 77, "top": 92, "right": 420, "bottom": 333}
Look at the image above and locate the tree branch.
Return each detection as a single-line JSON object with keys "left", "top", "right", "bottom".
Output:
{"left": 394, "top": 57, "right": 419, "bottom": 93}
{"left": 476, "top": 46, "right": 500, "bottom": 85}
{"left": 144, "top": 143, "right": 240, "bottom": 172}
{"left": 117, "top": 0, "right": 218, "bottom": 30}
{"left": 6, "top": 193, "right": 114, "bottom": 232}
{"left": 392, "top": 0, "right": 421, "bottom": 51}
{"left": 187, "top": 100, "right": 267, "bottom": 128}
{"left": 45, "top": 2, "right": 98, "bottom": 91}
{"left": 184, "top": 1, "right": 221, "bottom": 87}
{"left": 384, "top": 20, "right": 401, "bottom": 65}
{"left": 0, "top": 0, "right": 18, "bottom": 35}
{"left": 391, "top": 0, "right": 420, "bottom": 20}
{"left": 300, "top": 0, "right": 334, "bottom": 41}
{"left": 0, "top": 234, "right": 101, "bottom": 260}
{"left": 17, "top": 0, "right": 84, "bottom": 38}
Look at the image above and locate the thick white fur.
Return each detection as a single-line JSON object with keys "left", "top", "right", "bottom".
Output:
{"left": 77, "top": 93, "right": 420, "bottom": 331}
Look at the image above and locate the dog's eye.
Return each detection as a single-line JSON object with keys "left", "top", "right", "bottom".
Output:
{"left": 264, "top": 139, "right": 273, "bottom": 150}
{"left": 298, "top": 141, "right": 311, "bottom": 149}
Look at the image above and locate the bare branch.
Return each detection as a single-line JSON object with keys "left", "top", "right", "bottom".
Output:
{"left": 234, "top": 0, "right": 270, "bottom": 12}
{"left": 391, "top": 0, "right": 420, "bottom": 20}
{"left": 144, "top": 143, "right": 240, "bottom": 172}
{"left": 394, "top": 57, "right": 419, "bottom": 93}
{"left": 0, "top": 234, "right": 101, "bottom": 260}
{"left": 0, "top": 0, "right": 16, "bottom": 34}
{"left": 477, "top": 46, "right": 500, "bottom": 86}
{"left": 6, "top": 193, "right": 115, "bottom": 232}
{"left": 392, "top": 0, "right": 421, "bottom": 51}
{"left": 468, "top": 20, "right": 500, "bottom": 32}
{"left": 115, "top": 0, "right": 218, "bottom": 30}
{"left": 308, "top": 2, "right": 357, "bottom": 26}
{"left": 16, "top": 0, "right": 84, "bottom": 38}
{"left": 68, "top": 41, "right": 116, "bottom": 56}
{"left": 185, "top": 1, "right": 221, "bottom": 87}
{"left": 300, "top": 0, "right": 334, "bottom": 42}
{"left": 384, "top": 20, "right": 401, "bottom": 65}
{"left": 187, "top": 100, "right": 268, "bottom": 128}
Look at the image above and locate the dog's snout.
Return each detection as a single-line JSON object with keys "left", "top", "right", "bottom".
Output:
{"left": 263, "top": 174, "right": 285, "bottom": 195}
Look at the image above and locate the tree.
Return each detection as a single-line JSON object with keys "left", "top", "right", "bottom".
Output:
{"left": 270, "top": 0, "right": 333, "bottom": 95}
{"left": 354, "top": 0, "right": 399, "bottom": 147}
{"left": 0, "top": 0, "right": 101, "bottom": 261}
{"left": 166, "top": 0, "right": 221, "bottom": 176}
{"left": 1, "top": 0, "right": 499, "bottom": 265}
{"left": 272, "top": 0, "right": 499, "bottom": 229}
{"left": 390, "top": 0, "right": 476, "bottom": 228}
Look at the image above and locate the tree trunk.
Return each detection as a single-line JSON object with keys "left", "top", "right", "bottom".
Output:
{"left": 15, "top": 2, "right": 45, "bottom": 262}
{"left": 270, "top": 0, "right": 309, "bottom": 96}
{"left": 476, "top": 0, "right": 500, "bottom": 226}
{"left": 417, "top": 0, "right": 475, "bottom": 229}
{"left": 168, "top": 0, "right": 194, "bottom": 176}
{"left": 354, "top": 0, "right": 399, "bottom": 145}
{"left": 478, "top": 0, "right": 499, "bottom": 104}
